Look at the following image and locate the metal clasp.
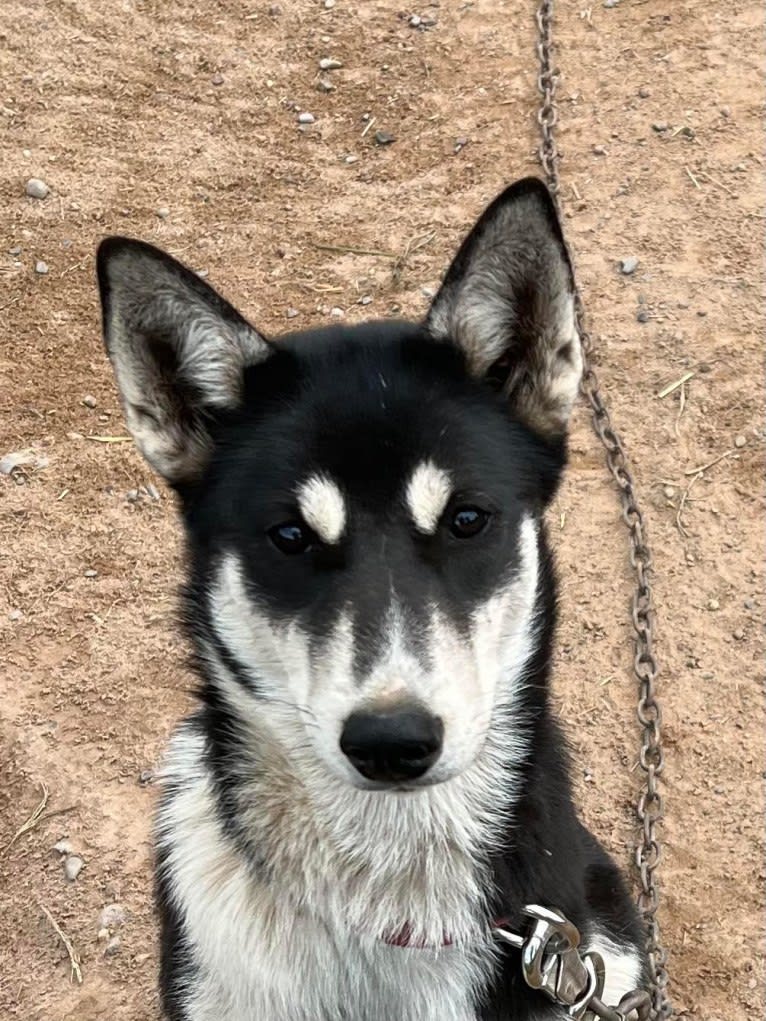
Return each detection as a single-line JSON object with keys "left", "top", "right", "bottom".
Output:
{"left": 520, "top": 905, "right": 606, "bottom": 1020}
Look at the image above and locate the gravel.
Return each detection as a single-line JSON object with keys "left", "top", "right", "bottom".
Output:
{"left": 64, "top": 855, "right": 84, "bottom": 882}
{"left": 619, "top": 256, "right": 639, "bottom": 275}
{"left": 374, "top": 130, "right": 396, "bottom": 146}
{"left": 25, "top": 178, "right": 49, "bottom": 199}
{"left": 734, "top": 434, "right": 747, "bottom": 448}
{"left": 35, "top": 260, "right": 49, "bottom": 275}
{"left": 319, "top": 57, "right": 343, "bottom": 71}
{"left": 156, "top": 206, "right": 170, "bottom": 219}
{"left": 83, "top": 394, "right": 97, "bottom": 408}
{"left": 297, "top": 112, "right": 315, "bottom": 125}
{"left": 636, "top": 310, "right": 650, "bottom": 323}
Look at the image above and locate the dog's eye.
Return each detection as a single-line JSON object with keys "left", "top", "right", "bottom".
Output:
{"left": 268, "top": 521, "right": 315, "bottom": 555}
{"left": 449, "top": 506, "right": 490, "bottom": 539}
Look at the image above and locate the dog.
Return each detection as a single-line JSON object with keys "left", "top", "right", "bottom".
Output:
{"left": 97, "top": 177, "right": 647, "bottom": 1020}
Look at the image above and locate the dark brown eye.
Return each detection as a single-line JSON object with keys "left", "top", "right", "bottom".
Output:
{"left": 449, "top": 506, "right": 490, "bottom": 538}
{"left": 268, "top": 521, "right": 315, "bottom": 555}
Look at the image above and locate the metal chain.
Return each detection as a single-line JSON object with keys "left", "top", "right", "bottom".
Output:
{"left": 534, "top": 2, "right": 672, "bottom": 1018}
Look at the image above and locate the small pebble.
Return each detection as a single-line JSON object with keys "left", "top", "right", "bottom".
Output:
{"left": 330, "top": 307, "right": 344, "bottom": 318}
{"left": 374, "top": 130, "right": 396, "bottom": 146}
{"left": 64, "top": 855, "right": 84, "bottom": 882}
{"left": 9, "top": 609, "right": 22, "bottom": 621}
{"left": 298, "top": 112, "right": 315, "bottom": 125}
{"left": 84, "top": 568, "right": 98, "bottom": 578}
{"left": 99, "top": 903, "right": 127, "bottom": 929}
{"left": 733, "top": 629, "right": 745, "bottom": 641}
{"left": 734, "top": 434, "right": 747, "bottom": 448}
{"left": 603, "top": 0, "right": 619, "bottom": 7}
{"left": 744, "top": 598, "right": 755, "bottom": 610}
{"left": 35, "top": 260, "right": 49, "bottom": 275}
{"left": 211, "top": 72, "right": 224, "bottom": 86}
{"left": 697, "top": 309, "right": 707, "bottom": 317}
{"left": 662, "top": 486, "right": 675, "bottom": 499}
{"left": 286, "top": 308, "right": 299, "bottom": 319}
{"left": 22, "top": 148, "right": 32, "bottom": 158}
{"left": 454, "top": 136, "right": 469, "bottom": 152}
{"left": 25, "top": 177, "right": 49, "bottom": 199}
{"left": 126, "top": 489, "right": 140, "bottom": 503}
{"left": 620, "top": 256, "right": 639, "bottom": 275}
{"left": 636, "top": 310, "right": 650, "bottom": 323}
{"left": 638, "top": 86, "right": 651, "bottom": 98}
{"left": 8, "top": 245, "right": 22, "bottom": 255}
{"left": 66, "top": 431, "right": 83, "bottom": 440}
{"left": 652, "top": 122, "right": 668, "bottom": 133}
{"left": 104, "top": 935, "right": 122, "bottom": 957}
{"left": 97, "top": 928, "right": 110, "bottom": 942}
{"left": 138, "top": 768, "right": 155, "bottom": 786}
{"left": 53, "top": 839, "right": 75, "bottom": 856}
{"left": 324, "top": 0, "right": 335, "bottom": 7}
{"left": 359, "top": 295, "right": 373, "bottom": 306}
{"left": 316, "top": 78, "right": 334, "bottom": 93}
{"left": 720, "top": 105, "right": 731, "bottom": 118}
{"left": 409, "top": 14, "right": 422, "bottom": 26}
{"left": 344, "top": 155, "right": 359, "bottom": 164}
{"left": 592, "top": 144, "right": 607, "bottom": 156}
{"left": 708, "top": 598, "right": 720, "bottom": 611}
{"left": 83, "top": 394, "right": 97, "bottom": 408}
{"left": 698, "top": 362, "right": 712, "bottom": 373}
{"left": 145, "top": 482, "right": 160, "bottom": 500}
{"left": 319, "top": 57, "right": 343, "bottom": 70}
{"left": 156, "top": 206, "right": 170, "bottom": 219}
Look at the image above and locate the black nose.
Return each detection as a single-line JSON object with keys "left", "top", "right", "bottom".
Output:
{"left": 340, "top": 707, "right": 444, "bottom": 783}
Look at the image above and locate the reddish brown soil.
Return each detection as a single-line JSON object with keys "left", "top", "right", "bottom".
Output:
{"left": 1, "top": 2, "right": 763, "bottom": 1019}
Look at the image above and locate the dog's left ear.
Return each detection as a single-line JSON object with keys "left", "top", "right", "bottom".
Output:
{"left": 426, "top": 178, "right": 581, "bottom": 440}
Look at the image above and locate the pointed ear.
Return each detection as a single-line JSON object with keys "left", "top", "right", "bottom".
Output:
{"left": 426, "top": 178, "right": 582, "bottom": 440}
{"left": 96, "top": 238, "right": 270, "bottom": 485}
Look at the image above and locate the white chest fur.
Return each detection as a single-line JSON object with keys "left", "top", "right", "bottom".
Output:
{"left": 157, "top": 721, "right": 504, "bottom": 1021}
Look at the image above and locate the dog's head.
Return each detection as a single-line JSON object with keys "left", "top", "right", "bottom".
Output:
{"left": 97, "top": 178, "right": 580, "bottom": 793}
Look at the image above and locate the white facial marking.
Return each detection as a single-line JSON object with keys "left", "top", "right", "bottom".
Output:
{"left": 405, "top": 460, "right": 452, "bottom": 534}
{"left": 296, "top": 474, "right": 347, "bottom": 544}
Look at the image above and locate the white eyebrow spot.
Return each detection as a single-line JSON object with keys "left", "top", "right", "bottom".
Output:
{"left": 296, "top": 474, "right": 347, "bottom": 544}
{"left": 405, "top": 460, "right": 452, "bottom": 534}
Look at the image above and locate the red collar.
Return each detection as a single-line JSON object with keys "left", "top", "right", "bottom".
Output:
{"left": 382, "top": 918, "right": 510, "bottom": 949}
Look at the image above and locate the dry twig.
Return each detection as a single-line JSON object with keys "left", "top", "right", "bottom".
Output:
{"left": 3, "top": 784, "right": 49, "bottom": 854}
{"left": 39, "top": 903, "right": 83, "bottom": 984}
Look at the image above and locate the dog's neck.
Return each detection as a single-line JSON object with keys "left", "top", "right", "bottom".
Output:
{"left": 205, "top": 698, "right": 534, "bottom": 948}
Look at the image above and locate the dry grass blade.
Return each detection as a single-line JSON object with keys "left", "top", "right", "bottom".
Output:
{"left": 85, "top": 435, "right": 133, "bottom": 444}
{"left": 675, "top": 471, "right": 702, "bottom": 538}
{"left": 313, "top": 242, "right": 397, "bottom": 259}
{"left": 657, "top": 370, "right": 695, "bottom": 399}
{"left": 3, "top": 783, "right": 49, "bottom": 855}
{"left": 683, "top": 448, "right": 736, "bottom": 476}
{"left": 39, "top": 904, "right": 83, "bottom": 984}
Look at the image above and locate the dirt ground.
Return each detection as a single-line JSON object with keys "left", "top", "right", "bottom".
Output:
{"left": 1, "top": 1, "right": 763, "bottom": 1018}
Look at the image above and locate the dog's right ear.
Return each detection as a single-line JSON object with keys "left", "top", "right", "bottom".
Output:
{"left": 97, "top": 238, "right": 271, "bottom": 486}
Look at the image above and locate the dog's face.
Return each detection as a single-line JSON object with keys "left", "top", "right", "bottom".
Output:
{"left": 97, "top": 178, "right": 581, "bottom": 792}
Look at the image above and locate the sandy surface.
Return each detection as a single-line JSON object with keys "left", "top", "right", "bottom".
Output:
{"left": 1, "top": 1, "right": 763, "bottom": 1019}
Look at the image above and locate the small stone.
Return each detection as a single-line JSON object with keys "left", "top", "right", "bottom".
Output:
{"left": 744, "top": 598, "right": 755, "bottom": 610}
{"left": 35, "top": 260, "right": 49, "bottom": 275}
{"left": 53, "top": 839, "right": 75, "bottom": 856}
{"left": 733, "top": 628, "right": 745, "bottom": 641}
{"left": 734, "top": 434, "right": 747, "bottom": 448}
{"left": 454, "top": 136, "right": 469, "bottom": 152}
{"left": 316, "top": 77, "right": 334, "bottom": 93}
{"left": 211, "top": 72, "right": 224, "bottom": 86}
{"left": 324, "top": 0, "right": 335, "bottom": 7}
{"left": 285, "top": 307, "right": 299, "bottom": 319}
{"left": 679, "top": 125, "right": 695, "bottom": 138}
{"left": 297, "top": 112, "right": 315, "bottom": 124}
{"left": 697, "top": 309, "right": 707, "bottom": 317}
{"left": 145, "top": 482, "right": 160, "bottom": 500}
{"left": 8, "top": 245, "right": 22, "bottom": 255}
{"left": 99, "top": 903, "right": 127, "bottom": 929}
{"left": 138, "top": 768, "right": 155, "bottom": 785}
{"left": 104, "top": 935, "right": 121, "bottom": 957}
{"left": 25, "top": 178, "right": 49, "bottom": 199}
{"left": 22, "top": 148, "right": 32, "bottom": 158}
{"left": 707, "top": 599, "right": 719, "bottom": 611}
{"left": 603, "top": 0, "right": 619, "bottom": 7}
{"left": 359, "top": 295, "right": 372, "bottom": 306}
{"left": 409, "top": 14, "right": 422, "bottom": 26}
{"left": 652, "top": 122, "right": 668, "bottom": 133}
{"left": 592, "top": 144, "right": 607, "bottom": 156}
{"left": 374, "top": 130, "right": 396, "bottom": 146}
{"left": 344, "top": 155, "right": 359, "bottom": 164}
{"left": 720, "top": 105, "right": 731, "bottom": 118}
{"left": 97, "top": 928, "right": 110, "bottom": 942}
{"left": 698, "top": 362, "right": 712, "bottom": 373}
{"left": 9, "top": 609, "right": 22, "bottom": 621}
{"left": 126, "top": 489, "right": 140, "bottom": 503}
{"left": 64, "top": 855, "right": 84, "bottom": 882}
{"left": 663, "top": 486, "right": 675, "bottom": 499}
{"left": 66, "top": 431, "right": 83, "bottom": 440}
{"left": 84, "top": 569, "right": 98, "bottom": 578}
{"left": 620, "top": 256, "right": 639, "bottom": 275}
{"left": 636, "top": 310, "right": 650, "bottom": 323}
{"left": 330, "top": 306, "right": 344, "bottom": 318}
{"left": 268, "top": 2, "right": 283, "bottom": 14}
{"left": 156, "top": 206, "right": 170, "bottom": 219}
{"left": 638, "top": 86, "right": 651, "bottom": 98}
{"left": 319, "top": 57, "right": 343, "bottom": 70}
{"left": 82, "top": 394, "right": 97, "bottom": 408}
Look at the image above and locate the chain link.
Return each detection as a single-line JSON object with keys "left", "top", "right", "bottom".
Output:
{"left": 534, "top": 2, "right": 672, "bottom": 1017}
